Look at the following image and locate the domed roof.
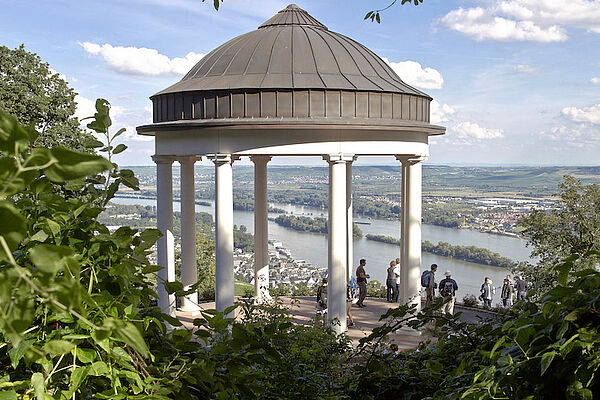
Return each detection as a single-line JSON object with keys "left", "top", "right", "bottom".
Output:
{"left": 156, "top": 4, "right": 427, "bottom": 97}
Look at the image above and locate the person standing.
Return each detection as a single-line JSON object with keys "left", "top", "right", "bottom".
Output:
{"left": 356, "top": 259, "right": 370, "bottom": 308}
{"left": 316, "top": 278, "right": 328, "bottom": 324}
{"left": 316, "top": 278, "right": 328, "bottom": 312}
{"left": 501, "top": 278, "right": 514, "bottom": 308}
{"left": 438, "top": 271, "right": 458, "bottom": 315}
{"left": 515, "top": 276, "right": 528, "bottom": 301}
{"left": 422, "top": 264, "right": 438, "bottom": 307}
{"left": 393, "top": 259, "right": 401, "bottom": 303}
{"left": 346, "top": 278, "right": 356, "bottom": 327}
{"left": 480, "top": 277, "right": 495, "bottom": 308}
{"left": 386, "top": 260, "right": 397, "bottom": 303}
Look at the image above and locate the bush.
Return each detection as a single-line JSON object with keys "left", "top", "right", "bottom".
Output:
{"left": 367, "top": 280, "right": 387, "bottom": 298}
{"left": 243, "top": 286, "right": 255, "bottom": 298}
{"left": 462, "top": 294, "right": 478, "bottom": 307}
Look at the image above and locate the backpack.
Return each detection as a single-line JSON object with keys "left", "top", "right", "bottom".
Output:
{"left": 441, "top": 280, "right": 454, "bottom": 297}
{"left": 421, "top": 270, "right": 431, "bottom": 288}
{"left": 347, "top": 278, "right": 357, "bottom": 299}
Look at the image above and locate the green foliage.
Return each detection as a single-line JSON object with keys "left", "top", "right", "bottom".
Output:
{"left": 517, "top": 176, "right": 600, "bottom": 296}
{"left": 0, "top": 44, "right": 94, "bottom": 152}
{"left": 344, "top": 255, "right": 600, "bottom": 399}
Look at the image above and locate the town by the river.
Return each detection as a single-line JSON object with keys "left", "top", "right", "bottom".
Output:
{"left": 113, "top": 197, "right": 533, "bottom": 300}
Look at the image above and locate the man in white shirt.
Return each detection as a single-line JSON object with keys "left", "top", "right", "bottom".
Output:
{"left": 393, "top": 258, "right": 401, "bottom": 303}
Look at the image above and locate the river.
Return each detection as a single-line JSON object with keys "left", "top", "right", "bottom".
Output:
{"left": 112, "top": 197, "right": 533, "bottom": 302}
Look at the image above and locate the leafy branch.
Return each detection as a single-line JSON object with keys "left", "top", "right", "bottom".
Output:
{"left": 364, "top": 0, "right": 424, "bottom": 23}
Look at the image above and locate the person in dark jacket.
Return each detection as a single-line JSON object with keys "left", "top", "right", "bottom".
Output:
{"left": 501, "top": 278, "right": 514, "bottom": 308}
{"left": 480, "top": 277, "right": 495, "bottom": 308}
{"left": 356, "top": 259, "right": 370, "bottom": 308}
{"left": 515, "top": 276, "right": 528, "bottom": 301}
{"left": 438, "top": 271, "right": 458, "bottom": 315}
{"left": 386, "top": 260, "right": 398, "bottom": 303}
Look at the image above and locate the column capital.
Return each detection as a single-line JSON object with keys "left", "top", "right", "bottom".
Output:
{"left": 176, "top": 155, "right": 202, "bottom": 164}
{"left": 395, "top": 154, "right": 427, "bottom": 165}
{"left": 323, "top": 153, "right": 356, "bottom": 164}
{"left": 208, "top": 154, "right": 235, "bottom": 165}
{"left": 152, "top": 155, "right": 175, "bottom": 164}
{"left": 250, "top": 155, "right": 272, "bottom": 164}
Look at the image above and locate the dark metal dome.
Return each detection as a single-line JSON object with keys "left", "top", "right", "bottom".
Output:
{"left": 149, "top": 4, "right": 433, "bottom": 125}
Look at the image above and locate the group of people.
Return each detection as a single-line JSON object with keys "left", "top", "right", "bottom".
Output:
{"left": 422, "top": 264, "right": 459, "bottom": 314}
{"left": 481, "top": 275, "right": 528, "bottom": 308}
{"left": 422, "top": 263, "right": 529, "bottom": 311}
{"left": 316, "top": 259, "right": 370, "bottom": 328}
{"left": 316, "top": 260, "right": 530, "bottom": 327}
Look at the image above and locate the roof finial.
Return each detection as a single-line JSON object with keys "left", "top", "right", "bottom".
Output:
{"left": 259, "top": 4, "right": 328, "bottom": 30}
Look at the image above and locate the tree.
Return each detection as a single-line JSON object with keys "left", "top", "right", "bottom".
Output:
{"left": 0, "top": 44, "right": 94, "bottom": 151}
{"left": 516, "top": 176, "right": 600, "bottom": 294}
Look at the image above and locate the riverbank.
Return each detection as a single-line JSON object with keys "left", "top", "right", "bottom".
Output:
{"left": 365, "top": 234, "right": 516, "bottom": 268}
{"left": 114, "top": 193, "right": 522, "bottom": 238}
{"left": 111, "top": 196, "right": 530, "bottom": 296}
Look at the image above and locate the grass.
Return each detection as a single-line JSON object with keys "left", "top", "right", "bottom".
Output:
{"left": 235, "top": 280, "right": 253, "bottom": 296}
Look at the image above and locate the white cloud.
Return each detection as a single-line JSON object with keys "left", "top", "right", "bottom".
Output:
{"left": 384, "top": 59, "right": 444, "bottom": 89}
{"left": 440, "top": 0, "right": 600, "bottom": 42}
{"left": 562, "top": 104, "right": 600, "bottom": 124}
{"left": 440, "top": 7, "right": 567, "bottom": 42}
{"left": 430, "top": 100, "right": 455, "bottom": 123}
{"left": 539, "top": 124, "right": 600, "bottom": 148}
{"left": 591, "top": 77, "right": 600, "bottom": 84}
{"left": 74, "top": 95, "right": 97, "bottom": 122}
{"left": 453, "top": 122, "right": 504, "bottom": 140}
{"left": 79, "top": 42, "right": 204, "bottom": 76}
{"left": 512, "top": 64, "right": 542, "bottom": 74}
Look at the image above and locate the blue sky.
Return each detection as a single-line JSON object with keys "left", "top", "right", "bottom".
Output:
{"left": 1, "top": 0, "right": 599, "bottom": 166}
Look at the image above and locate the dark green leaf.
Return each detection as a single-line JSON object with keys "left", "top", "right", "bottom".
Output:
{"left": 0, "top": 390, "right": 17, "bottom": 400}
{"left": 113, "top": 144, "right": 127, "bottom": 154}
{"left": 43, "top": 340, "right": 76, "bottom": 356}
{"left": 0, "top": 201, "right": 26, "bottom": 259}
{"left": 164, "top": 281, "right": 183, "bottom": 294}
{"left": 540, "top": 351, "right": 556, "bottom": 375}
{"left": 44, "top": 147, "right": 112, "bottom": 182}
{"left": 0, "top": 110, "right": 37, "bottom": 156}
{"left": 83, "top": 138, "right": 104, "bottom": 148}
{"left": 113, "top": 128, "right": 126, "bottom": 140}
{"left": 29, "top": 244, "right": 73, "bottom": 274}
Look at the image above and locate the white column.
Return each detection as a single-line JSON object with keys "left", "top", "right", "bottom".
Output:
{"left": 179, "top": 156, "right": 200, "bottom": 312}
{"left": 153, "top": 155, "right": 175, "bottom": 316}
{"left": 397, "top": 156, "right": 425, "bottom": 312}
{"left": 325, "top": 154, "right": 353, "bottom": 335}
{"left": 346, "top": 160, "right": 354, "bottom": 281}
{"left": 400, "top": 162, "right": 407, "bottom": 304}
{"left": 251, "top": 156, "right": 271, "bottom": 301}
{"left": 211, "top": 155, "right": 235, "bottom": 314}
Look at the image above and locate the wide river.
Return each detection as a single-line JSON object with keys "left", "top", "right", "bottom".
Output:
{"left": 113, "top": 197, "right": 533, "bottom": 302}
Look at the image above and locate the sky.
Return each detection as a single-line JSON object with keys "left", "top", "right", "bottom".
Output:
{"left": 1, "top": 0, "right": 599, "bottom": 166}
